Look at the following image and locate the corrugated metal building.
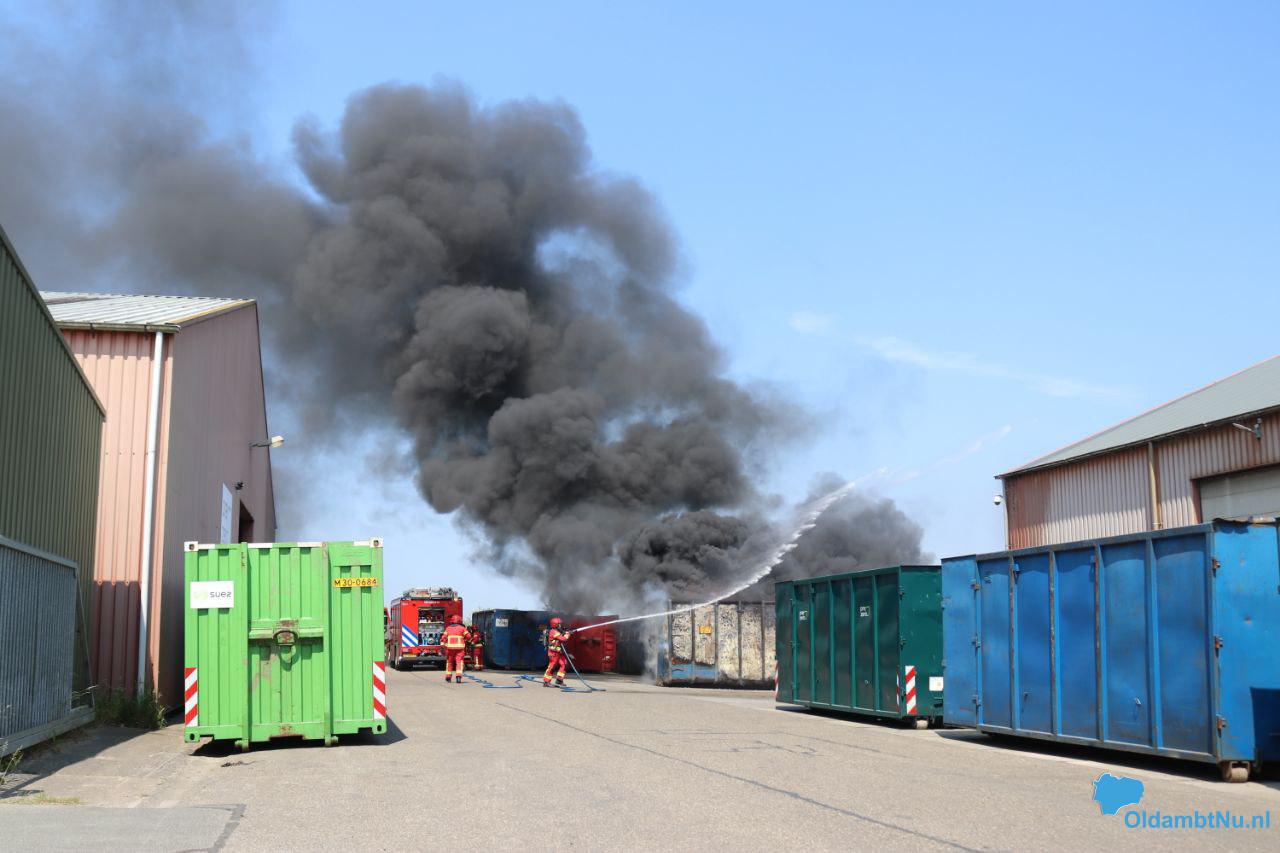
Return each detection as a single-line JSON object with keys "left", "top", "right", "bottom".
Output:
{"left": 42, "top": 291, "right": 278, "bottom": 706}
{"left": 0, "top": 224, "right": 104, "bottom": 750}
{"left": 1001, "top": 356, "right": 1280, "bottom": 549}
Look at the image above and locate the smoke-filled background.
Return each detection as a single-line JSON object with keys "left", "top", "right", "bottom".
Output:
{"left": 0, "top": 2, "right": 932, "bottom": 611}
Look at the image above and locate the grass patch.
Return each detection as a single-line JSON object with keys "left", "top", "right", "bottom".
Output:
{"left": 94, "top": 688, "right": 166, "bottom": 730}
{"left": 0, "top": 748, "right": 22, "bottom": 789}
{"left": 0, "top": 793, "right": 82, "bottom": 805}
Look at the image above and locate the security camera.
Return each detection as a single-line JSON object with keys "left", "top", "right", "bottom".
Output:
{"left": 993, "top": 494, "right": 1004, "bottom": 506}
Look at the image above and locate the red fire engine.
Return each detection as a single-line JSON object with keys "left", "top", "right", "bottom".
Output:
{"left": 386, "top": 588, "right": 464, "bottom": 670}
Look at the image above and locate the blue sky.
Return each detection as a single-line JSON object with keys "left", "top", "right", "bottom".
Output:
{"left": 14, "top": 2, "right": 1280, "bottom": 613}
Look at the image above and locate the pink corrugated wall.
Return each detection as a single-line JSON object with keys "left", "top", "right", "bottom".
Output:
{"left": 62, "top": 328, "right": 170, "bottom": 694}
{"left": 152, "top": 304, "right": 276, "bottom": 705}
{"left": 64, "top": 306, "right": 276, "bottom": 706}
{"left": 1006, "top": 413, "right": 1280, "bottom": 549}
{"left": 1005, "top": 447, "right": 1148, "bottom": 549}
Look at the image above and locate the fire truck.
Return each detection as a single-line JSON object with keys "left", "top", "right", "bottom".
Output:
{"left": 386, "top": 587, "right": 463, "bottom": 670}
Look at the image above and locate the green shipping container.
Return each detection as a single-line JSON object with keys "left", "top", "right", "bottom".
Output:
{"left": 183, "top": 539, "right": 387, "bottom": 748}
{"left": 775, "top": 566, "right": 943, "bottom": 726}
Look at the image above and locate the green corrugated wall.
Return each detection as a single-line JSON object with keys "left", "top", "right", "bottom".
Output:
{"left": 0, "top": 224, "right": 104, "bottom": 696}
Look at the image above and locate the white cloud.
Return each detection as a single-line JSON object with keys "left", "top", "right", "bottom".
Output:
{"left": 857, "top": 336, "right": 1125, "bottom": 399}
{"left": 788, "top": 310, "right": 838, "bottom": 335}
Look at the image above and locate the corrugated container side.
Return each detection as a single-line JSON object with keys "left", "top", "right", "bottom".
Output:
{"left": 565, "top": 615, "right": 618, "bottom": 673}
{"left": 473, "top": 609, "right": 551, "bottom": 670}
{"left": 614, "top": 620, "right": 651, "bottom": 675}
{"left": 184, "top": 540, "right": 385, "bottom": 748}
{"left": 0, "top": 229, "right": 102, "bottom": 705}
{"left": 776, "top": 567, "right": 943, "bottom": 722}
{"left": 326, "top": 541, "right": 385, "bottom": 735}
{"left": 942, "top": 521, "right": 1280, "bottom": 779}
{"left": 659, "top": 601, "right": 774, "bottom": 688}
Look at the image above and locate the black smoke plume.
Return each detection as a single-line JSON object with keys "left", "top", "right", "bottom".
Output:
{"left": 0, "top": 5, "right": 927, "bottom": 611}
{"left": 768, "top": 475, "right": 932, "bottom": 584}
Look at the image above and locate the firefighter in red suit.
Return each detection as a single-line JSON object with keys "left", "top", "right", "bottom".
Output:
{"left": 543, "top": 617, "right": 572, "bottom": 687}
{"left": 468, "top": 625, "right": 484, "bottom": 671}
{"left": 442, "top": 615, "right": 468, "bottom": 683}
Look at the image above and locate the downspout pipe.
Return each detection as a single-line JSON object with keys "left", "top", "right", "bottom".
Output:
{"left": 1147, "top": 441, "right": 1163, "bottom": 531}
{"left": 136, "top": 331, "right": 166, "bottom": 696}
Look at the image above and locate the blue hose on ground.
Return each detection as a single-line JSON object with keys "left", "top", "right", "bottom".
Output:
{"left": 460, "top": 672, "right": 524, "bottom": 688}
{"left": 559, "top": 649, "right": 606, "bottom": 693}
{"left": 461, "top": 650, "right": 604, "bottom": 693}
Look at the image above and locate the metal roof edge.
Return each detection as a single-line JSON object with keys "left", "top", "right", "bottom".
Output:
{"left": 53, "top": 320, "right": 182, "bottom": 334}
{"left": 998, "top": 403, "right": 1280, "bottom": 480}
{"left": 0, "top": 223, "right": 106, "bottom": 417}
{"left": 1001, "top": 354, "right": 1280, "bottom": 477}
{"left": 41, "top": 292, "right": 256, "bottom": 332}
{"left": 168, "top": 298, "right": 256, "bottom": 329}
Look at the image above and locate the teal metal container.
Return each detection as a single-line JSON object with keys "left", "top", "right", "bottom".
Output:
{"left": 776, "top": 566, "right": 943, "bottom": 724}
{"left": 183, "top": 539, "right": 387, "bottom": 748}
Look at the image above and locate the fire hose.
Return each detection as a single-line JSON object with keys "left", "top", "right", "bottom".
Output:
{"left": 463, "top": 634, "right": 604, "bottom": 693}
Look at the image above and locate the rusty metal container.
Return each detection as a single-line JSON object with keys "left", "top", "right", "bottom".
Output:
{"left": 657, "top": 600, "right": 775, "bottom": 688}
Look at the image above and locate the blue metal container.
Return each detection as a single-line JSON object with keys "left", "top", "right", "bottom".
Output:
{"left": 942, "top": 521, "right": 1280, "bottom": 781}
{"left": 472, "top": 609, "right": 551, "bottom": 670}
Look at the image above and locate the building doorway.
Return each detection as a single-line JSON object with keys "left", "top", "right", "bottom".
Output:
{"left": 237, "top": 501, "right": 256, "bottom": 543}
{"left": 1198, "top": 464, "right": 1280, "bottom": 522}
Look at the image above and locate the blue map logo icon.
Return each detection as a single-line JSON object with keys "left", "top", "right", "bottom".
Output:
{"left": 1093, "top": 773, "right": 1145, "bottom": 815}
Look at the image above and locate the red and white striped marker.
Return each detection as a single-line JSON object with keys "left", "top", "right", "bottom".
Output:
{"left": 184, "top": 667, "right": 198, "bottom": 727}
{"left": 773, "top": 661, "right": 779, "bottom": 700}
{"left": 903, "top": 665, "right": 917, "bottom": 715}
{"left": 372, "top": 661, "right": 386, "bottom": 720}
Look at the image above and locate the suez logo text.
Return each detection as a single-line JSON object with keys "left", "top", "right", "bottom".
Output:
{"left": 190, "top": 581, "right": 234, "bottom": 609}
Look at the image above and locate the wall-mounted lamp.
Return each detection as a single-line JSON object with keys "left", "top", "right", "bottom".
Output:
{"left": 1230, "top": 419, "right": 1263, "bottom": 441}
{"left": 251, "top": 435, "right": 285, "bottom": 449}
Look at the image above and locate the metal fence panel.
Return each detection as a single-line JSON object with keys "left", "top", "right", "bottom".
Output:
{"left": 1, "top": 535, "right": 78, "bottom": 751}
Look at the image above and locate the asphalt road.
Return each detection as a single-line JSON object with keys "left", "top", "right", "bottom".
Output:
{"left": 3, "top": 669, "right": 1278, "bottom": 850}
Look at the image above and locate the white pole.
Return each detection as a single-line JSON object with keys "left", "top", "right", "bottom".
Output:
{"left": 136, "top": 331, "right": 165, "bottom": 696}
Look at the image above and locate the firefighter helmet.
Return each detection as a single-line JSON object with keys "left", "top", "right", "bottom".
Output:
{"left": 549, "top": 617, "right": 562, "bottom": 628}
{"left": 450, "top": 615, "right": 463, "bottom": 625}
